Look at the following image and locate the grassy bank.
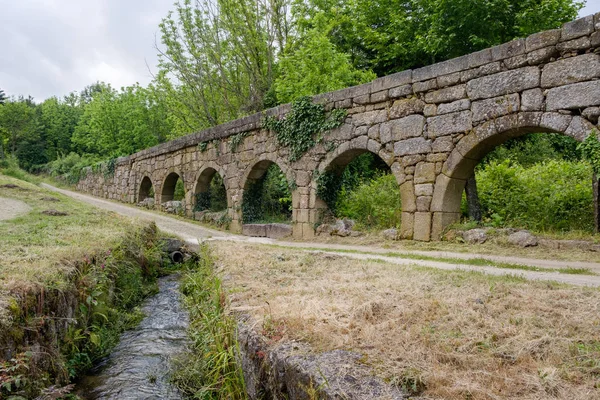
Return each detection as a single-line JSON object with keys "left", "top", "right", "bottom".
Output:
{"left": 0, "top": 173, "right": 166, "bottom": 398}
{"left": 211, "top": 241, "right": 600, "bottom": 400}
{"left": 170, "top": 244, "right": 246, "bottom": 399}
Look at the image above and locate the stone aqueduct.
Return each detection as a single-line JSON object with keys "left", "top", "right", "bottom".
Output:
{"left": 78, "top": 14, "right": 600, "bottom": 241}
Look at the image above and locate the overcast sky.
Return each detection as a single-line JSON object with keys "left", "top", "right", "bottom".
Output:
{"left": 1, "top": 0, "right": 600, "bottom": 102}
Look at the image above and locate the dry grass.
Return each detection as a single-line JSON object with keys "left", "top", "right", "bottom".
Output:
{"left": 213, "top": 241, "right": 600, "bottom": 400}
{"left": 0, "top": 174, "right": 140, "bottom": 305}
{"left": 299, "top": 230, "right": 600, "bottom": 264}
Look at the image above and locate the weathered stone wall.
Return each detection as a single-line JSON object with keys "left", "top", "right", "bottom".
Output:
{"left": 77, "top": 14, "right": 600, "bottom": 241}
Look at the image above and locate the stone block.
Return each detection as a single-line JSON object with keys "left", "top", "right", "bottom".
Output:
{"left": 472, "top": 93, "right": 520, "bottom": 123}
{"left": 546, "top": 81, "right": 600, "bottom": 110}
{"left": 592, "top": 31, "right": 600, "bottom": 47}
{"left": 427, "top": 111, "right": 473, "bottom": 138}
{"left": 389, "top": 114, "right": 426, "bottom": 140}
{"left": 503, "top": 54, "right": 529, "bottom": 69}
{"left": 557, "top": 36, "right": 591, "bottom": 52}
{"left": 399, "top": 181, "right": 416, "bottom": 212}
{"left": 438, "top": 99, "right": 471, "bottom": 115}
{"left": 432, "top": 136, "right": 453, "bottom": 153}
{"left": 467, "top": 67, "right": 540, "bottom": 100}
{"left": 400, "top": 212, "right": 414, "bottom": 239}
{"left": 370, "top": 90, "right": 389, "bottom": 103}
{"left": 242, "top": 224, "right": 267, "bottom": 237}
{"left": 394, "top": 137, "right": 432, "bottom": 156}
{"left": 414, "top": 162, "right": 436, "bottom": 184}
{"left": 521, "top": 88, "right": 544, "bottom": 111}
{"left": 542, "top": 54, "right": 600, "bottom": 88}
{"left": 266, "top": 223, "right": 293, "bottom": 239}
{"left": 424, "top": 104, "right": 437, "bottom": 116}
{"left": 427, "top": 153, "right": 448, "bottom": 162}
{"left": 540, "top": 112, "right": 572, "bottom": 132}
{"left": 413, "top": 79, "right": 438, "bottom": 93}
{"left": 416, "top": 196, "right": 432, "bottom": 211}
{"left": 437, "top": 72, "right": 461, "bottom": 87}
{"left": 350, "top": 135, "right": 369, "bottom": 149}
{"left": 467, "top": 49, "right": 493, "bottom": 68}
{"left": 561, "top": 15, "right": 594, "bottom": 41}
{"left": 526, "top": 29, "right": 561, "bottom": 51}
{"left": 352, "top": 110, "right": 387, "bottom": 126}
{"left": 367, "top": 139, "right": 381, "bottom": 154}
{"left": 413, "top": 212, "right": 432, "bottom": 241}
{"left": 565, "top": 116, "right": 595, "bottom": 142}
{"left": 353, "top": 94, "right": 370, "bottom": 105}
{"left": 389, "top": 84, "right": 413, "bottom": 98}
{"left": 371, "top": 70, "right": 413, "bottom": 92}
{"left": 401, "top": 155, "right": 424, "bottom": 167}
{"left": 431, "top": 212, "right": 461, "bottom": 240}
{"left": 368, "top": 125, "right": 380, "bottom": 140}
{"left": 390, "top": 98, "right": 425, "bottom": 118}
{"left": 491, "top": 39, "right": 525, "bottom": 61}
{"left": 424, "top": 85, "right": 467, "bottom": 104}
{"left": 415, "top": 183, "right": 434, "bottom": 197}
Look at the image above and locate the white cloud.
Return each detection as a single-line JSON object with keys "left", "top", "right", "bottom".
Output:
{"left": 0, "top": 0, "right": 172, "bottom": 101}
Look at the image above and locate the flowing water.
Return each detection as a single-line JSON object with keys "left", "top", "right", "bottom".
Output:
{"left": 76, "top": 274, "right": 189, "bottom": 399}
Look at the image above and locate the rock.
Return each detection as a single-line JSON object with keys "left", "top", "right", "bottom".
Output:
{"left": 462, "top": 229, "right": 488, "bottom": 244}
{"left": 437, "top": 99, "right": 471, "bottom": 115}
{"left": 466, "top": 67, "right": 539, "bottom": 100}
{"left": 382, "top": 228, "right": 399, "bottom": 240}
{"left": 541, "top": 54, "right": 600, "bottom": 88}
{"left": 472, "top": 94, "right": 520, "bottom": 123}
{"left": 331, "top": 219, "right": 356, "bottom": 237}
{"left": 42, "top": 209, "right": 68, "bottom": 216}
{"left": 242, "top": 224, "right": 268, "bottom": 237}
{"left": 161, "top": 238, "right": 184, "bottom": 253}
{"left": 546, "top": 81, "right": 600, "bottom": 111}
{"left": 424, "top": 84, "right": 467, "bottom": 104}
{"left": 137, "top": 197, "right": 155, "bottom": 208}
{"left": 426, "top": 110, "right": 473, "bottom": 138}
{"left": 316, "top": 223, "right": 333, "bottom": 236}
{"left": 508, "top": 231, "right": 538, "bottom": 247}
{"left": 162, "top": 200, "right": 183, "bottom": 214}
{"left": 394, "top": 137, "right": 432, "bottom": 156}
{"left": 266, "top": 223, "right": 293, "bottom": 239}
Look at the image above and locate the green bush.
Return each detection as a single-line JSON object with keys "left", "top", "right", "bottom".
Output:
{"left": 475, "top": 159, "right": 593, "bottom": 232}
{"left": 242, "top": 164, "right": 291, "bottom": 223}
{"left": 45, "top": 152, "right": 98, "bottom": 185}
{"left": 0, "top": 155, "right": 41, "bottom": 184}
{"left": 336, "top": 173, "right": 402, "bottom": 230}
{"left": 193, "top": 174, "right": 227, "bottom": 212}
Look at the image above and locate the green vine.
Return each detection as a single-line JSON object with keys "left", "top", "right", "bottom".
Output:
{"left": 198, "top": 141, "right": 208, "bottom": 152}
{"left": 578, "top": 131, "right": 600, "bottom": 174}
{"left": 264, "top": 96, "right": 347, "bottom": 162}
{"left": 315, "top": 169, "right": 343, "bottom": 212}
{"left": 229, "top": 132, "right": 248, "bottom": 153}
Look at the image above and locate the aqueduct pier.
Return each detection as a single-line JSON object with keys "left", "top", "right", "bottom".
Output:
{"left": 77, "top": 14, "right": 600, "bottom": 241}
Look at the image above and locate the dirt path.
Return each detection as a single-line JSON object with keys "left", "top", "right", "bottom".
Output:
{"left": 42, "top": 184, "right": 600, "bottom": 287}
{"left": 0, "top": 196, "right": 32, "bottom": 221}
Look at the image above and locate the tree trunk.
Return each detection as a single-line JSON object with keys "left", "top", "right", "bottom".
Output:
{"left": 465, "top": 174, "right": 482, "bottom": 222}
{"left": 594, "top": 173, "right": 600, "bottom": 233}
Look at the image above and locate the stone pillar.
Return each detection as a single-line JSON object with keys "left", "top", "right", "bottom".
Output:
{"left": 399, "top": 181, "right": 416, "bottom": 239}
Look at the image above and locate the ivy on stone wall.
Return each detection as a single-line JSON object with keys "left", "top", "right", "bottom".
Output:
{"left": 229, "top": 132, "right": 248, "bottom": 153}
{"left": 264, "top": 96, "right": 347, "bottom": 162}
{"left": 198, "top": 142, "right": 208, "bottom": 152}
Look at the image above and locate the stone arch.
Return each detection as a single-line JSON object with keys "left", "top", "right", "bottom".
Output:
{"left": 192, "top": 162, "right": 230, "bottom": 210}
{"left": 137, "top": 175, "right": 155, "bottom": 203}
{"left": 160, "top": 168, "right": 185, "bottom": 204}
{"left": 430, "top": 113, "right": 595, "bottom": 239}
{"left": 313, "top": 144, "right": 403, "bottom": 232}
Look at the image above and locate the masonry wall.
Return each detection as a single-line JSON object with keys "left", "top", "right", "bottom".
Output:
{"left": 77, "top": 14, "right": 600, "bottom": 241}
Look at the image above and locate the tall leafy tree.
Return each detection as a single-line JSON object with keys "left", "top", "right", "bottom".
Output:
{"left": 0, "top": 89, "right": 6, "bottom": 105}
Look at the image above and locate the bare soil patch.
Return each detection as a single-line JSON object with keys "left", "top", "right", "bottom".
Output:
{"left": 0, "top": 196, "right": 32, "bottom": 220}
{"left": 41, "top": 209, "right": 68, "bottom": 216}
{"left": 213, "top": 241, "right": 600, "bottom": 400}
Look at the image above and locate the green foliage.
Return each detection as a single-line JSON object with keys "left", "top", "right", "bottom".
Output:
{"left": 298, "top": 0, "right": 582, "bottom": 76}
{"left": 274, "top": 17, "right": 376, "bottom": 103}
{"left": 229, "top": 132, "right": 247, "bottom": 153}
{"left": 0, "top": 155, "right": 41, "bottom": 184}
{"left": 198, "top": 141, "right": 208, "bottom": 152}
{"left": 264, "top": 96, "right": 346, "bottom": 161}
{"left": 474, "top": 159, "right": 593, "bottom": 232}
{"left": 336, "top": 173, "right": 401, "bottom": 229}
{"left": 173, "top": 178, "right": 185, "bottom": 201}
{"left": 45, "top": 153, "right": 99, "bottom": 185}
{"left": 242, "top": 164, "right": 292, "bottom": 223}
{"left": 171, "top": 244, "right": 246, "bottom": 399}
{"left": 578, "top": 131, "right": 600, "bottom": 175}
{"left": 194, "top": 174, "right": 227, "bottom": 212}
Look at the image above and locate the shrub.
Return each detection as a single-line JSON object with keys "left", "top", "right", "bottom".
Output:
{"left": 336, "top": 173, "right": 402, "bottom": 230}
{"left": 45, "top": 152, "right": 98, "bottom": 185}
{"left": 475, "top": 159, "right": 594, "bottom": 232}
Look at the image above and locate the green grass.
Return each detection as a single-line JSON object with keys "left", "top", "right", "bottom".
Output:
{"left": 170, "top": 244, "right": 247, "bottom": 399}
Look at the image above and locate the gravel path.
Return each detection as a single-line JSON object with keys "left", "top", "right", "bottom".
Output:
{"left": 42, "top": 184, "right": 600, "bottom": 287}
{"left": 0, "top": 197, "right": 32, "bottom": 221}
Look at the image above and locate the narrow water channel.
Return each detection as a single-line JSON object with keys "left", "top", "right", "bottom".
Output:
{"left": 76, "top": 274, "right": 189, "bottom": 399}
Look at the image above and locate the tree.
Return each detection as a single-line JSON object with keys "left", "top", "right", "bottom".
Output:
{"left": 0, "top": 89, "right": 6, "bottom": 105}
{"left": 155, "top": 0, "right": 293, "bottom": 132}
{"left": 274, "top": 16, "right": 376, "bottom": 103}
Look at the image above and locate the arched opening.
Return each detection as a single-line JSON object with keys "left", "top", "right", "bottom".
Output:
{"left": 316, "top": 150, "right": 400, "bottom": 233}
{"left": 242, "top": 161, "right": 292, "bottom": 224}
{"left": 433, "top": 117, "right": 595, "bottom": 239}
{"left": 193, "top": 168, "right": 227, "bottom": 212}
{"left": 161, "top": 172, "right": 185, "bottom": 214}
{"left": 137, "top": 176, "right": 155, "bottom": 208}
